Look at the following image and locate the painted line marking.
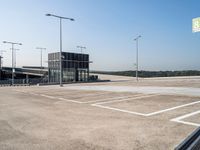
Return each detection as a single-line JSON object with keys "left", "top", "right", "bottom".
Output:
{"left": 14, "top": 90, "right": 26, "bottom": 93}
{"left": 14, "top": 90, "right": 154, "bottom": 105}
{"left": 80, "top": 93, "right": 145, "bottom": 104}
{"left": 74, "top": 92, "right": 110, "bottom": 98}
{"left": 92, "top": 104, "right": 147, "bottom": 116}
{"left": 94, "top": 94, "right": 159, "bottom": 105}
{"left": 39, "top": 94, "right": 56, "bottom": 99}
{"left": 147, "top": 100, "right": 200, "bottom": 116}
{"left": 28, "top": 92, "right": 39, "bottom": 96}
{"left": 91, "top": 94, "right": 159, "bottom": 117}
{"left": 55, "top": 94, "right": 144, "bottom": 104}
{"left": 171, "top": 110, "right": 200, "bottom": 127}
{"left": 58, "top": 97, "right": 82, "bottom": 104}
{"left": 92, "top": 96, "right": 200, "bottom": 117}
{"left": 14, "top": 90, "right": 38, "bottom": 95}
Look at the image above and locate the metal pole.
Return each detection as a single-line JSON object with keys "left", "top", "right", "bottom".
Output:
{"left": 36, "top": 47, "right": 46, "bottom": 82}
{"left": 12, "top": 48, "right": 20, "bottom": 69}
{"left": 12, "top": 44, "right": 14, "bottom": 85}
{"left": 40, "top": 49, "right": 42, "bottom": 81}
{"left": 76, "top": 46, "right": 86, "bottom": 81}
{"left": 77, "top": 46, "right": 86, "bottom": 54}
{"left": 3, "top": 41, "right": 22, "bottom": 85}
{"left": 41, "top": 49, "right": 42, "bottom": 69}
{"left": 136, "top": 39, "right": 138, "bottom": 81}
{"left": 36, "top": 47, "right": 46, "bottom": 69}
{"left": 134, "top": 35, "right": 141, "bottom": 82}
{"left": 60, "top": 18, "right": 63, "bottom": 87}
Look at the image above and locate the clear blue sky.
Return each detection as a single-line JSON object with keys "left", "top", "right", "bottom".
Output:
{"left": 0, "top": 0, "right": 200, "bottom": 71}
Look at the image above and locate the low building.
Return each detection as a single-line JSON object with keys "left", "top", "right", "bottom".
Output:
{"left": 48, "top": 52, "right": 89, "bottom": 83}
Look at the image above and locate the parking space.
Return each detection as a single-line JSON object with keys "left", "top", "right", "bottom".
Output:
{"left": 58, "top": 91, "right": 135, "bottom": 102}
{"left": 14, "top": 86, "right": 200, "bottom": 124}
{"left": 184, "top": 112, "right": 200, "bottom": 124}
{"left": 14, "top": 86, "right": 200, "bottom": 121}
{"left": 93, "top": 95, "right": 200, "bottom": 116}
{"left": 15, "top": 88, "right": 141, "bottom": 103}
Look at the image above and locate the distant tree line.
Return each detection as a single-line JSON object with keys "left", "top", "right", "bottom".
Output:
{"left": 91, "top": 70, "right": 200, "bottom": 78}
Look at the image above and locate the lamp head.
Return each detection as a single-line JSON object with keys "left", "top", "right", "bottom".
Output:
{"left": 46, "top": 14, "right": 52, "bottom": 16}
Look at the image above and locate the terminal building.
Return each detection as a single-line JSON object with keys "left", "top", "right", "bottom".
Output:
{"left": 48, "top": 52, "right": 89, "bottom": 83}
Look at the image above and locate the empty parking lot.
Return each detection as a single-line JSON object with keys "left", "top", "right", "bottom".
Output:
{"left": 1, "top": 75, "right": 200, "bottom": 150}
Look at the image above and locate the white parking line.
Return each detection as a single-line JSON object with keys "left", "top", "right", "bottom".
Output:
{"left": 57, "top": 94, "right": 144, "bottom": 104}
{"left": 92, "top": 96, "right": 200, "bottom": 117}
{"left": 147, "top": 100, "right": 200, "bottom": 116}
{"left": 94, "top": 94, "right": 159, "bottom": 105}
{"left": 17, "top": 89, "right": 147, "bottom": 104}
{"left": 171, "top": 110, "right": 200, "bottom": 127}
{"left": 15, "top": 89, "right": 153, "bottom": 105}
{"left": 14, "top": 90, "right": 89, "bottom": 103}
{"left": 92, "top": 94, "right": 159, "bottom": 117}
{"left": 92, "top": 104, "right": 147, "bottom": 116}
{"left": 14, "top": 90, "right": 26, "bottom": 93}
{"left": 58, "top": 97, "right": 82, "bottom": 104}
{"left": 81, "top": 94, "right": 145, "bottom": 104}
{"left": 39, "top": 94, "right": 56, "bottom": 99}
{"left": 75, "top": 92, "right": 110, "bottom": 98}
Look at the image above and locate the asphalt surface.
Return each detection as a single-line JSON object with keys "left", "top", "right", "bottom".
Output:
{"left": 1, "top": 75, "right": 200, "bottom": 150}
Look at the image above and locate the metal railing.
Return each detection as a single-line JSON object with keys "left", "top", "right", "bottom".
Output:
{"left": 175, "top": 127, "right": 200, "bottom": 150}
{"left": 0, "top": 78, "right": 48, "bottom": 86}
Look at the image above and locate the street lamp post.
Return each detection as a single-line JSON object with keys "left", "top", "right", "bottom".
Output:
{"left": 134, "top": 35, "right": 141, "bottom": 82}
{"left": 77, "top": 46, "right": 86, "bottom": 53}
{"left": 10, "top": 48, "right": 20, "bottom": 69}
{"left": 46, "top": 13, "right": 74, "bottom": 87}
{"left": 36, "top": 47, "right": 46, "bottom": 69}
{"left": 3, "top": 41, "right": 22, "bottom": 85}
{"left": 76, "top": 46, "right": 86, "bottom": 81}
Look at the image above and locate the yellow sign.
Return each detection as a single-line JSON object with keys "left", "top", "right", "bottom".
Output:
{"left": 192, "top": 17, "right": 200, "bottom": 32}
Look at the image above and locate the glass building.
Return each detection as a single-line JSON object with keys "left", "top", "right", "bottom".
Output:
{"left": 48, "top": 52, "right": 89, "bottom": 83}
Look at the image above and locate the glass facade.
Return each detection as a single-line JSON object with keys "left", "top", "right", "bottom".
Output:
{"left": 48, "top": 52, "right": 89, "bottom": 83}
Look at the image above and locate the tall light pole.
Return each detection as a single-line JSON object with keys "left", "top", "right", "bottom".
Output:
{"left": 134, "top": 35, "right": 141, "bottom": 82}
{"left": 36, "top": 47, "right": 46, "bottom": 69}
{"left": 0, "top": 50, "right": 6, "bottom": 68}
{"left": 77, "top": 46, "right": 86, "bottom": 53}
{"left": 76, "top": 46, "right": 86, "bottom": 81}
{"left": 10, "top": 48, "right": 20, "bottom": 68}
{"left": 46, "top": 13, "right": 74, "bottom": 87}
{"left": 3, "top": 41, "right": 22, "bottom": 85}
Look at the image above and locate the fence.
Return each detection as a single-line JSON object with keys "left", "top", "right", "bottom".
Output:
{"left": 0, "top": 78, "right": 48, "bottom": 86}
